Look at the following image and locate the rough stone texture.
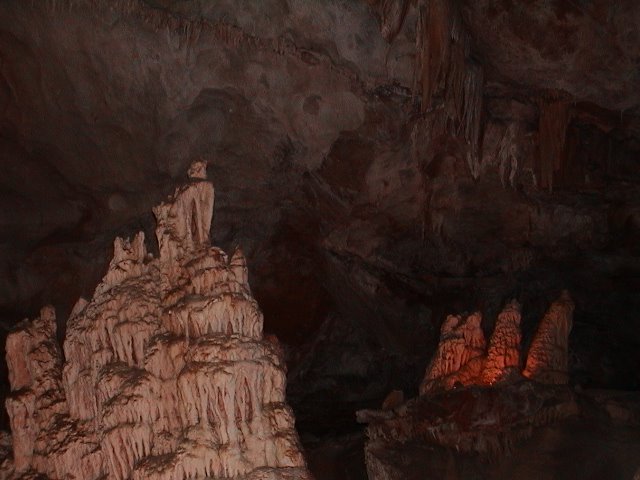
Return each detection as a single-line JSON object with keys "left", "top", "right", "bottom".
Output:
{"left": 480, "top": 300, "right": 522, "bottom": 386}
{"left": 357, "top": 293, "right": 640, "bottom": 479}
{"left": 419, "top": 312, "right": 485, "bottom": 394}
{"left": 2, "top": 164, "right": 311, "bottom": 480}
{"left": 523, "top": 290, "right": 574, "bottom": 384}
{"left": 419, "top": 294, "right": 573, "bottom": 395}
{"left": 358, "top": 382, "right": 640, "bottom": 480}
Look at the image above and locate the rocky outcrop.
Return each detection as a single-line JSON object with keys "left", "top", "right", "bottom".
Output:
{"left": 2, "top": 162, "right": 311, "bottom": 480}
{"left": 357, "top": 381, "right": 640, "bottom": 480}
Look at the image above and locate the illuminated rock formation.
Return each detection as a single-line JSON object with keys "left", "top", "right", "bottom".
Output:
{"left": 3, "top": 162, "right": 311, "bottom": 480}
{"left": 480, "top": 299, "right": 523, "bottom": 385}
{"left": 418, "top": 300, "right": 524, "bottom": 395}
{"left": 356, "top": 293, "right": 637, "bottom": 480}
{"left": 419, "top": 312, "right": 485, "bottom": 394}
{"left": 523, "top": 290, "right": 574, "bottom": 384}
{"left": 419, "top": 295, "right": 575, "bottom": 395}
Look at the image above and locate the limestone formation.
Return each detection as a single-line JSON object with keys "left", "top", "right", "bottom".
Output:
{"left": 480, "top": 300, "right": 522, "bottom": 385}
{"left": 419, "top": 312, "right": 486, "bottom": 394}
{"left": 358, "top": 292, "right": 595, "bottom": 479}
{"left": 3, "top": 162, "right": 311, "bottom": 480}
{"left": 523, "top": 290, "right": 574, "bottom": 384}
{"left": 419, "top": 295, "right": 574, "bottom": 395}
{"left": 358, "top": 382, "right": 582, "bottom": 479}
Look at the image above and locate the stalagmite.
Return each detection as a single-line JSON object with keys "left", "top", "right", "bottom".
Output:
{"left": 523, "top": 290, "right": 574, "bottom": 384}
{"left": 3, "top": 162, "right": 311, "bottom": 480}
{"left": 419, "top": 312, "right": 486, "bottom": 394}
{"left": 360, "top": 295, "right": 583, "bottom": 479}
{"left": 230, "top": 246, "right": 250, "bottom": 291}
{"left": 481, "top": 300, "right": 522, "bottom": 385}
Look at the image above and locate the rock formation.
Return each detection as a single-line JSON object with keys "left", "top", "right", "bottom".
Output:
{"left": 2, "top": 162, "right": 311, "bottom": 480}
{"left": 523, "top": 291, "right": 575, "bottom": 384}
{"left": 419, "top": 312, "right": 485, "bottom": 394}
{"left": 418, "top": 299, "right": 524, "bottom": 393}
{"left": 419, "top": 295, "right": 573, "bottom": 395}
{"left": 358, "top": 293, "right": 640, "bottom": 480}
{"left": 480, "top": 300, "right": 523, "bottom": 385}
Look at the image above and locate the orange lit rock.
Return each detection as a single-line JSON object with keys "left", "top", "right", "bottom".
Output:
{"left": 419, "top": 312, "right": 486, "bottom": 394}
{"left": 523, "top": 290, "right": 574, "bottom": 384}
{"left": 480, "top": 299, "right": 523, "bottom": 385}
{"left": 3, "top": 162, "right": 311, "bottom": 480}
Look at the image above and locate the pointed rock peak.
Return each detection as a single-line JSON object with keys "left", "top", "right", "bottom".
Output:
{"left": 441, "top": 314, "right": 462, "bottom": 335}
{"left": 113, "top": 232, "right": 147, "bottom": 264}
{"left": 70, "top": 297, "right": 88, "bottom": 319}
{"left": 523, "top": 289, "right": 575, "bottom": 384}
{"left": 504, "top": 298, "right": 521, "bottom": 312}
{"left": 188, "top": 159, "right": 208, "bottom": 179}
{"left": 557, "top": 289, "right": 574, "bottom": 305}
{"left": 230, "top": 245, "right": 249, "bottom": 287}
{"left": 465, "top": 311, "right": 482, "bottom": 328}
{"left": 230, "top": 246, "right": 247, "bottom": 266}
{"left": 33, "top": 305, "right": 56, "bottom": 337}
{"left": 154, "top": 163, "right": 214, "bottom": 261}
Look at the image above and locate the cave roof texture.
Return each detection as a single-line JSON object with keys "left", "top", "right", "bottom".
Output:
{"left": 0, "top": 0, "right": 639, "bottom": 445}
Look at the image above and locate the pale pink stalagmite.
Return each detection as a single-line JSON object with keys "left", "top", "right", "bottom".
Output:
{"left": 5, "top": 306, "right": 105, "bottom": 479}
{"left": 3, "top": 162, "right": 311, "bottom": 480}
{"left": 480, "top": 299, "right": 523, "bottom": 385}
{"left": 420, "top": 311, "right": 486, "bottom": 394}
{"left": 523, "top": 290, "right": 574, "bottom": 384}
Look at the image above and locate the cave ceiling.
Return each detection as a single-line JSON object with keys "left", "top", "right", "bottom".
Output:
{"left": 0, "top": 0, "right": 639, "bottom": 432}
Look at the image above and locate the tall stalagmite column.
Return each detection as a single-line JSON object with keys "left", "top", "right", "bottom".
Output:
{"left": 523, "top": 291, "right": 574, "bottom": 384}
{"left": 3, "top": 161, "right": 312, "bottom": 480}
{"left": 480, "top": 300, "right": 522, "bottom": 385}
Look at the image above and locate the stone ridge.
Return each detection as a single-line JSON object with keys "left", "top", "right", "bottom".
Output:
{"left": 3, "top": 162, "right": 312, "bottom": 480}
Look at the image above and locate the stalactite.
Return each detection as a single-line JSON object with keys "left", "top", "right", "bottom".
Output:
{"left": 497, "top": 123, "right": 520, "bottom": 187}
{"left": 414, "top": 0, "right": 451, "bottom": 112}
{"left": 538, "top": 97, "right": 570, "bottom": 192}
{"left": 367, "top": 0, "right": 411, "bottom": 43}
{"left": 462, "top": 62, "right": 483, "bottom": 178}
{"left": 411, "top": 0, "right": 484, "bottom": 181}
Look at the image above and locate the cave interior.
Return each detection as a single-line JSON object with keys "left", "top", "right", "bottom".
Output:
{"left": 0, "top": 0, "right": 639, "bottom": 479}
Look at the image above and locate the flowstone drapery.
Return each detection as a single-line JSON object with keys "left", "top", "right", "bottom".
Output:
{"left": 3, "top": 162, "right": 311, "bottom": 480}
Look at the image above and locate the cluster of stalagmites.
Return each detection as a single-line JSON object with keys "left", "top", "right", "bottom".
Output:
{"left": 2, "top": 162, "right": 311, "bottom": 480}
{"left": 358, "top": 292, "right": 577, "bottom": 479}
{"left": 420, "top": 291, "right": 574, "bottom": 394}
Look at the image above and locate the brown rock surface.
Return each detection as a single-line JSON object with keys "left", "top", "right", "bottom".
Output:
{"left": 523, "top": 290, "right": 575, "bottom": 384}
{"left": 2, "top": 163, "right": 311, "bottom": 480}
{"left": 480, "top": 300, "right": 523, "bottom": 385}
{"left": 419, "top": 312, "right": 485, "bottom": 394}
{"left": 358, "top": 382, "right": 640, "bottom": 480}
